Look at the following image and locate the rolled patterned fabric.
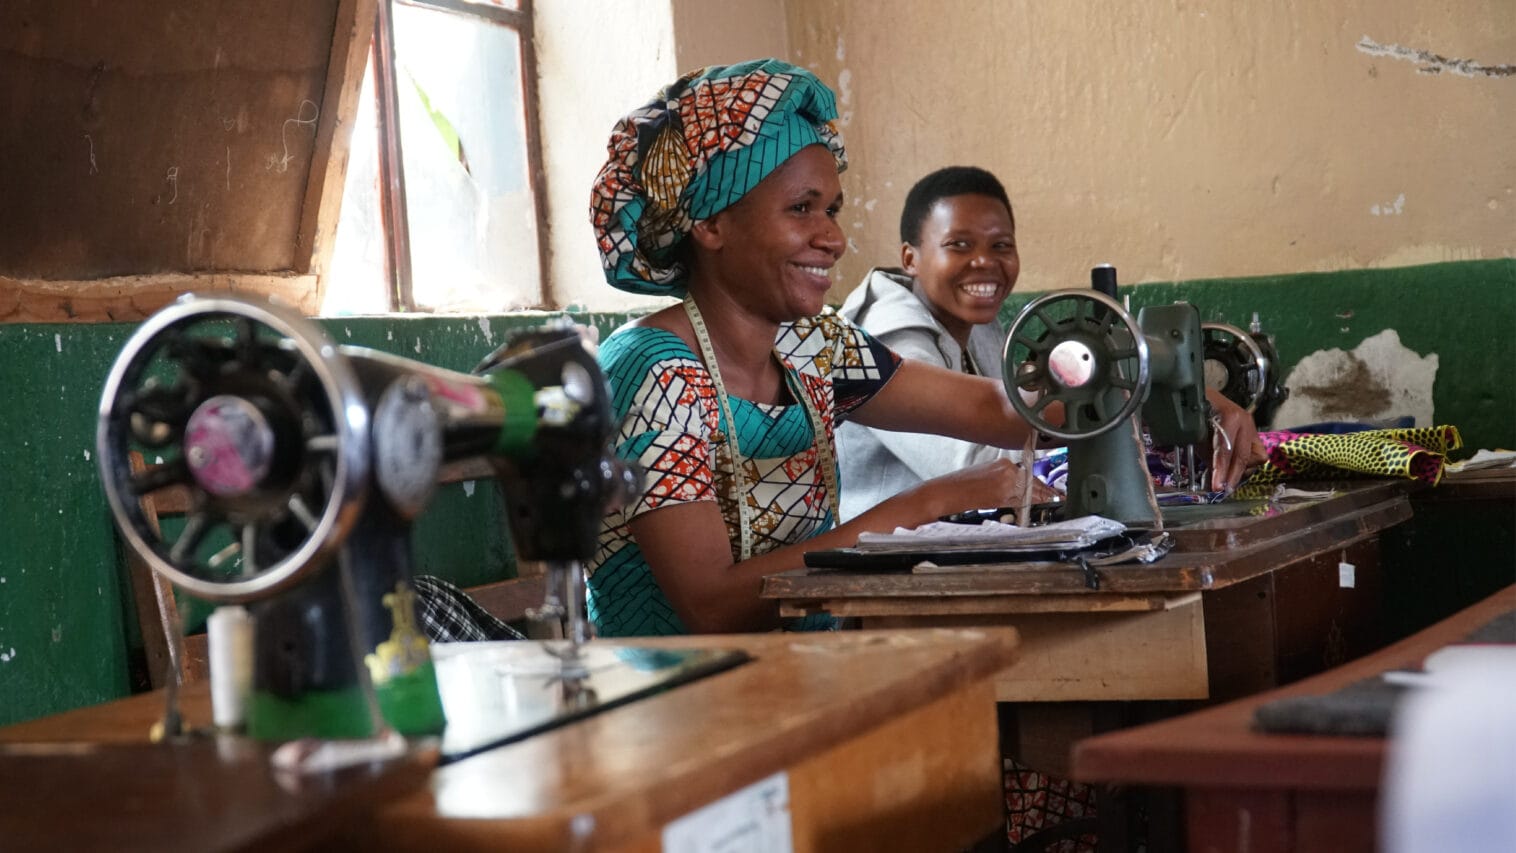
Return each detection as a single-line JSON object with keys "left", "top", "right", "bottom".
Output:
{"left": 589, "top": 58, "right": 848, "bottom": 296}
{"left": 1245, "top": 425, "right": 1464, "bottom": 487}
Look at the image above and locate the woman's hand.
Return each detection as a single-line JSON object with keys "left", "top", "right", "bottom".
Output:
{"left": 1205, "top": 388, "right": 1268, "bottom": 490}
{"left": 911, "top": 458, "right": 1061, "bottom": 516}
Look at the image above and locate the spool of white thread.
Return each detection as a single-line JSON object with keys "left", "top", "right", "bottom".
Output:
{"left": 206, "top": 605, "right": 254, "bottom": 730}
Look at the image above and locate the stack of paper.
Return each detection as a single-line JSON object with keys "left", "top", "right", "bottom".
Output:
{"left": 854, "top": 515, "right": 1126, "bottom": 553}
{"left": 1446, "top": 448, "right": 1516, "bottom": 472}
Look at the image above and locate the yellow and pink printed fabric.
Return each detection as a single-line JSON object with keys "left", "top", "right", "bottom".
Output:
{"left": 1246, "top": 425, "right": 1463, "bottom": 487}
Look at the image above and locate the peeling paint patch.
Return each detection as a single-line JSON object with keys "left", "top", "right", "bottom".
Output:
{"left": 1357, "top": 36, "right": 1516, "bottom": 78}
{"left": 1371, "top": 193, "right": 1406, "bottom": 216}
{"left": 83, "top": 449, "right": 91, "bottom": 461}
{"left": 54, "top": 334, "right": 62, "bottom": 352}
{"left": 462, "top": 481, "right": 476, "bottom": 498}
{"left": 51, "top": 626, "right": 62, "bottom": 643}
{"left": 836, "top": 68, "right": 853, "bottom": 126}
{"left": 477, "top": 317, "right": 495, "bottom": 345}
{"left": 1275, "top": 329, "right": 1438, "bottom": 428}
{"left": 414, "top": 337, "right": 423, "bottom": 354}
{"left": 0, "top": 648, "right": 16, "bottom": 663}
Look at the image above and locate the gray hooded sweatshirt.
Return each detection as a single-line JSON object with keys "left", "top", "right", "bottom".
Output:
{"left": 836, "top": 268, "right": 1020, "bottom": 522}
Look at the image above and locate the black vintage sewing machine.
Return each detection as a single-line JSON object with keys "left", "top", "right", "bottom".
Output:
{"left": 96, "top": 295, "right": 745, "bottom": 757}
{"left": 1201, "top": 313, "right": 1290, "bottom": 429}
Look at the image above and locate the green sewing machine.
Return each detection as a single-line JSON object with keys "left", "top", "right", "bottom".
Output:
{"left": 1002, "top": 266, "right": 1211, "bottom": 526}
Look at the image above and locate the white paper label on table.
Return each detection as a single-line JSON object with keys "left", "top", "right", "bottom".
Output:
{"left": 662, "top": 771, "right": 792, "bottom": 853}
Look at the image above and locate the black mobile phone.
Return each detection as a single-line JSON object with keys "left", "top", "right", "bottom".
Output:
{"left": 938, "top": 502, "right": 1063, "bottom": 526}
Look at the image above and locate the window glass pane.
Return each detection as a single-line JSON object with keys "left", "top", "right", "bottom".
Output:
{"left": 324, "top": 53, "right": 389, "bottom": 316}
{"left": 393, "top": 5, "right": 540, "bottom": 311}
{"left": 463, "top": 0, "right": 521, "bottom": 11}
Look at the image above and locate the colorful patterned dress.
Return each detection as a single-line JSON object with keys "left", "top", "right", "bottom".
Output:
{"left": 587, "top": 311, "right": 899, "bottom": 637}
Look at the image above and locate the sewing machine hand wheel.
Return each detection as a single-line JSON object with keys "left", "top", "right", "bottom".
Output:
{"left": 1201, "top": 321, "right": 1267, "bottom": 412}
{"left": 1002, "top": 289, "right": 1150, "bottom": 442}
{"left": 96, "top": 295, "right": 369, "bottom": 603}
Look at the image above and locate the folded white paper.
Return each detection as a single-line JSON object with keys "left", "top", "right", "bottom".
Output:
{"left": 855, "top": 515, "right": 1126, "bottom": 552}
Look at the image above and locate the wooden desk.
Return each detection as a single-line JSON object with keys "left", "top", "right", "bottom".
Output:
{"left": 1071, "top": 584, "right": 1515, "bottom": 853}
{"left": 764, "top": 483, "right": 1411, "bottom": 706}
{"left": 1, "top": 628, "right": 1018, "bottom": 852}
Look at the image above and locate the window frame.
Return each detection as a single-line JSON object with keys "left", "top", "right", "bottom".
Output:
{"left": 371, "top": 0, "right": 548, "bottom": 313}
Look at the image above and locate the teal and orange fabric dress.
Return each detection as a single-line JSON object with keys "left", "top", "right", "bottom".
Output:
{"left": 587, "top": 313, "right": 898, "bottom": 637}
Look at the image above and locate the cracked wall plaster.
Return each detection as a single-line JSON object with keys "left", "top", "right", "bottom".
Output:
{"left": 1274, "top": 329, "right": 1439, "bottom": 429}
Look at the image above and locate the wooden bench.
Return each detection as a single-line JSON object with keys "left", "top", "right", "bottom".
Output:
{"left": 124, "top": 454, "right": 547, "bottom": 689}
{"left": 1072, "top": 584, "right": 1516, "bottom": 852}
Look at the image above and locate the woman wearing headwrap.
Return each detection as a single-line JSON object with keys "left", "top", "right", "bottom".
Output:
{"left": 584, "top": 59, "right": 1059, "bottom": 637}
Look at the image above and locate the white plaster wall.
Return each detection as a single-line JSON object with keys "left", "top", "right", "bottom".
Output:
{"left": 534, "top": 0, "right": 679, "bottom": 312}
{"left": 537, "top": 1, "right": 1513, "bottom": 310}
{"left": 536, "top": 0, "right": 791, "bottom": 311}
{"left": 673, "top": 0, "right": 790, "bottom": 72}
{"left": 782, "top": 0, "right": 1515, "bottom": 300}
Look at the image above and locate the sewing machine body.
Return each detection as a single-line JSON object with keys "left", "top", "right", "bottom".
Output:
{"left": 1005, "top": 276, "right": 1209, "bottom": 526}
{"left": 96, "top": 295, "right": 732, "bottom": 747}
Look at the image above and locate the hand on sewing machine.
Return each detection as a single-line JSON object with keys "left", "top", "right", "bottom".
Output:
{"left": 1205, "top": 388, "right": 1268, "bottom": 491}
{"left": 915, "top": 458, "right": 1061, "bottom": 512}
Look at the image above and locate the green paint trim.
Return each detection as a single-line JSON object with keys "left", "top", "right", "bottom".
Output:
{"left": 247, "top": 686, "right": 377, "bottom": 740}
{"left": 487, "top": 369, "right": 539, "bottom": 457}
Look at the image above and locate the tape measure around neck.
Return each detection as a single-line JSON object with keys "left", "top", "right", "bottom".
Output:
{"left": 682, "top": 294, "right": 839, "bottom": 561}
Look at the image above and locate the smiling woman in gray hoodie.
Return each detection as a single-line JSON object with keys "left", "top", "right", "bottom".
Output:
{"left": 836, "top": 167, "right": 1030, "bottom": 521}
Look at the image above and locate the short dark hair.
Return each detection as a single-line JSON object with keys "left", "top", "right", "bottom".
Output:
{"left": 899, "top": 166, "right": 1014, "bottom": 245}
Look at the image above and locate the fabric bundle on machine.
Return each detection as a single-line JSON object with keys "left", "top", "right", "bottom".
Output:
{"left": 1244, "top": 425, "right": 1463, "bottom": 487}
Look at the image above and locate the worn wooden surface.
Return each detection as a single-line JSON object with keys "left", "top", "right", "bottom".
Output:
{"left": 0, "top": 272, "right": 320, "bottom": 322}
{"left": 2, "top": 628, "right": 1018, "bottom": 852}
{"left": 766, "top": 484, "right": 1408, "bottom": 704}
{"left": 0, "top": 0, "right": 373, "bottom": 319}
{"left": 1412, "top": 466, "right": 1516, "bottom": 503}
{"left": 1072, "top": 586, "right": 1516, "bottom": 853}
{"left": 0, "top": 737, "right": 436, "bottom": 853}
{"left": 868, "top": 593, "right": 1209, "bottom": 702}
{"left": 767, "top": 483, "right": 1410, "bottom": 600}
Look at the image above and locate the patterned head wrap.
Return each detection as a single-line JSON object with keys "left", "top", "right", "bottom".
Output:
{"left": 589, "top": 58, "right": 848, "bottom": 296}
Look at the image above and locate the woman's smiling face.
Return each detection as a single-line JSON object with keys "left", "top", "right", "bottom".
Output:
{"left": 693, "top": 145, "right": 846, "bottom": 322}
{"left": 903, "top": 193, "right": 1020, "bottom": 345}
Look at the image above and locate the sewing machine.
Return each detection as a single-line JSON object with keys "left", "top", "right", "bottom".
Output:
{"left": 95, "top": 295, "right": 745, "bottom": 754}
{"left": 1201, "top": 314, "right": 1290, "bottom": 429}
{"left": 1002, "top": 265, "right": 1210, "bottom": 525}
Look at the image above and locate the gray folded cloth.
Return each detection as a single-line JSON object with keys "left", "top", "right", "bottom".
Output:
{"left": 1252, "top": 609, "right": 1515, "bottom": 737}
{"left": 1252, "top": 675, "right": 1406, "bottom": 736}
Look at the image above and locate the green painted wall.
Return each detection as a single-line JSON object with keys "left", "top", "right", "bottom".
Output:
{"left": 1000, "top": 259, "right": 1516, "bottom": 453}
{"left": 0, "top": 259, "right": 1510, "bottom": 726}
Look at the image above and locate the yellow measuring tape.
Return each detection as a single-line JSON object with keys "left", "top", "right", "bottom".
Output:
{"left": 682, "top": 294, "right": 840, "bottom": 561}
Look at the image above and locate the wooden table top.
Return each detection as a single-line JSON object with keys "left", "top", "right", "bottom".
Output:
{"left": 1071, "top": 584, "right": 1516, "bottom": 791}
{"left": 1414, "top": 466, "right": 1516, "bottom": 503}
{"left": 0, "top": 738, "right": 436, "bottom": 853}
{"left": 763, "top": 482, "right": 1411, "bottom": 606}
{"left": 2, "top": 627, "right": 1019, "bottom": 852}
